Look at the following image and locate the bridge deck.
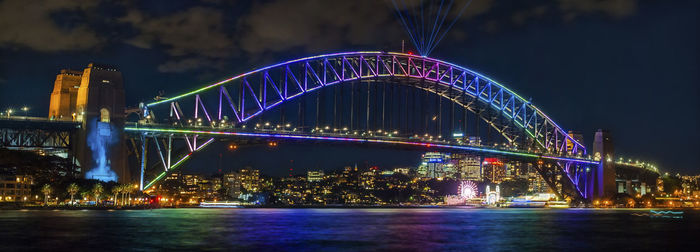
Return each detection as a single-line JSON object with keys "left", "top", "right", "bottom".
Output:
{"left": 125, "top": 123, "right": 598, "bottom": 165}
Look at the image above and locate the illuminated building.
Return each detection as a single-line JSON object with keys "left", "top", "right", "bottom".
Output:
{"left": 528, "top": 172, "right": 549, "bottom": 194}
{"left": 238, "top": 168, "right": 260, "bottom": 192}
{"left": 223, "top": 172, "right": 241, "bottom": 198}
{"left": 307, "top": 170, "right": 325, "bottom": 182}
{"left": 453, "top": 154, "right": 481, "bottom": 180}
{"left": 183, "top": 174, "right": 203, "bottom": 186}
{"left": 418, "top": 152, "right": 450, "bottom": 178}
{"left": 393, "top": 167, "right": 410, "bottom": 175}
{"left": 165, "top": 171, "right": 182, "bottom": 182}
{"left": 48, "top": 69, "right": 83, "bottom": 120}
{"left": 567, "top": 131, "right": 585, "bottom": 155}
{"left": 467, "top": 136, "right": 481, "bottom": 145}
{"left": 340, "top": 165, "right": 360, "bottom": 187}
{"left": 482, "top": 158, "right": 505, "bottom": 183}
{"left": 485, "top": 185, "right": 500, "bottom": 205}
{"left": 360, "top": 170, "right": 377, "bottom": 189}
{"left": 0, "top": 169, "right": 33, "bottom": 202}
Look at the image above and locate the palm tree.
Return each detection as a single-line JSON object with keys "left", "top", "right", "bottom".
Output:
{"left": 67, "top": 183, "right": 79, "bottom": 205}
{"left": 92, "top": 183, "right": 104, "bottom": 205}
{"left": 126, "top": 184, "right": 135, "bottom": 206}
{"left": 80, "top": 191, "right": 90, "bottom": 205}
{"left": 112, "top": 185, "right": 121, "bottom": 206}
{"left": 41, "top": 184, "right": 52, "bottom": 206}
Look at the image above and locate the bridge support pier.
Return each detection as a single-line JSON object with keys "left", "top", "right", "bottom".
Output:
{"left": 139, "top": 135, "right": 147, "bottom": 191}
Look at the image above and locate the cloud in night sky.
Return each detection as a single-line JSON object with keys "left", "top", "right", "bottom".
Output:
{"left": 237, "top": 0, "right": 403, "bottom": 55}
{"left": 0, "top": 0, "right": 641, "bottom": 71}
{"left": 119, "top": 6, "right": 236, "bottom": 72}
{"left": 0, "top": 0, "right": 102, "bottom": 52}
{"left": 558, "top": 0, "right": 637, "bottom": 20}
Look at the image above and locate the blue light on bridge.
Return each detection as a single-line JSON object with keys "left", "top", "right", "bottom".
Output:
{"left": 85, "top": 119, "right": 118, "bottom": 182}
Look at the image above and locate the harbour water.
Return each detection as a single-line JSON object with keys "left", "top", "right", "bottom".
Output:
{"left": 0, "top": 208, "right": 697, "bottom": 251}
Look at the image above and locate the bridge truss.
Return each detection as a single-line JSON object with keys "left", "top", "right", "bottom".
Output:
{"left": 126, "top": 51, "right": 597, "bottom": 202}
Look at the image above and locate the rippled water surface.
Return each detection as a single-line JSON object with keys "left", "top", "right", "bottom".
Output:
{"left": 0, "top": 208, "right": 697, "bottom": 251}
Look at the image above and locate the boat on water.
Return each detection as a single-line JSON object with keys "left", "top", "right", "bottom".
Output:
{"left": 199, "top": 202, "right": 245, "bottom": 208}
{"left": 506, "top": 199, "right": 547, "bottom": 208}
{"left": 546, "top": 201, "right": 570, "bottom": 208}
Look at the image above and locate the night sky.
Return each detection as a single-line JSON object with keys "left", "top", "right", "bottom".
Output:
{"left": 0, "top": 0, "right": 697, "bottom": 176}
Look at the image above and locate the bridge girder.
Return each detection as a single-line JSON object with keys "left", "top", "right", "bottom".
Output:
{"left": 127, "top": 52, "right": 594, "bottom": 201}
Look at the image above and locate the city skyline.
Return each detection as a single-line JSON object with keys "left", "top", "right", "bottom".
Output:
{"left": 0, "top": 1, "right": 697, "bottom": 250}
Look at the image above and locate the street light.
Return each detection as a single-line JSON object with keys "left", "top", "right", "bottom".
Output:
{"left": 6, "top": 109, "right": 13, "bottom": 118}
{"left": 21, "top": 106, "right": 29, "bottom": 117}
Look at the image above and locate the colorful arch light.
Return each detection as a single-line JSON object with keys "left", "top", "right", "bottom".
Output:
{"left": 145, "top": 51, "right": 586, "bottom": 155}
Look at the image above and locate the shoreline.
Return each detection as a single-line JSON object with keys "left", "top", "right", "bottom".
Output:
{"left": 2, "top": 205, "right": 696, "bottom": 211}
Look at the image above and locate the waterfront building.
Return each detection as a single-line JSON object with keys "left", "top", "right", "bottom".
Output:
{"left": 360, "top": 170, "right": 377, "bottom": 189}
{"left": 528, "top": 173, "right": 549, "bottom": 194}
{"left": 393, "top": 167, "right": 411, "bottom": 175}
{"left": 307, "top": 170, "right": 324, "bottom": 182}
{"left": 0, "top": 170, "right": 33, "bottom": 202}
{"left": 455, "top": 155, "right": 481, "bottom": 180}
{"left": 239, "top": 168, "right": 261, "bottom": 192}
{"left": 222, "top": 172, "right": 241, "bottom": 198}
{"left": 482, "top": 158, "right": 506, "bottom": 183}
{"left": 183, "top": 174, "right": 203, "bottom": 186}
{"left": 340, "top": 165, "right": 360, "bottom": 187}
{"left": 418, "top": 152, "right": 450, "bottom": 178}
{"left": 165, "top": 171, "right": 182, "bottom": 182}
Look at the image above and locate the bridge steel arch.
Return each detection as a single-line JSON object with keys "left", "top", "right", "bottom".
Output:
{"left": 147, "top": 51, "right": 585, "bottom": 155}
{"left": 132, "top": 52, "right": 594, "bottom": 201}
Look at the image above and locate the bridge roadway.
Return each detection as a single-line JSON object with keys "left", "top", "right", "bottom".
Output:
{"left": 0, "top": 116, "right": 80, "bottom": 150}
{"left": 124, "top": 122, "right": 599, "bottom": 165}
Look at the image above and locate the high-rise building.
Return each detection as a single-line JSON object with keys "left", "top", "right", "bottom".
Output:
{"left": 453, "top": 154, "right": 481, "bottom": 180}
{"left": 48, "top": 69, "right": 83, "bottom": 120}
{"left": 239, "top": 168, "right": 260, "bottom": 192}
{"left": 222, "top": 172, "right": 241, "bottom": 198}
{"left": 482, "top": 158, "right": 506, "bottom": 183}
{"left": 418, "top": 152, "right": 450, "bottom": 178}
{"left": 307, "top": 170, "right": 325, "bottom": 182}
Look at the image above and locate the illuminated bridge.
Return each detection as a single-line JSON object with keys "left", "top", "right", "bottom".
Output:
{"left": 125, "top": 51, "right": 602, "bottom": 202}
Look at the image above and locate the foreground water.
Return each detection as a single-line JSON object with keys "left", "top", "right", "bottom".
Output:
{"left": 0, "top": 208, "right": 697, "bottom": 251}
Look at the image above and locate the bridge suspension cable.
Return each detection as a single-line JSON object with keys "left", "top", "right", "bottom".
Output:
{"left": 389, "top": 0, "right": 473, "bottom": 56}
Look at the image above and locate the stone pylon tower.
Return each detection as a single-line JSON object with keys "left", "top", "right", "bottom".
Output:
{"left": 74, "top": 63, "right": 129, "bottom": 183}
{"left": 592, "top": 129, "right": 616, "bottom": 200}
{"left": 48, "top": 69, "right": 83, "bottom": 120}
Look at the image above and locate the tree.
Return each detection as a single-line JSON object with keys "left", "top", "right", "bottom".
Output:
{"left": 67, "top": 183, "right": 79, "bottom": 205}
{"left": 92, "top": 184, "right": 104, "bottom": 205}
{"left": 41, "top": 184, "right": 52, "bottom": 206}
{"left": 112, "top": 185, "right": 122, "bottom": 206}
{"left": 80, "top": 191, "right": 90, "bottom": 204}
{"left": 500, "top": 178, "right": 530, "bottom": 197}
{"left": 124, "top": 184, "right": 136, "bottom": 206}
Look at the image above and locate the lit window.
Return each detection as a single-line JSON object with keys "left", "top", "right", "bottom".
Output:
{"left": 100, "top": 108, "right": 110, "bottom": 123}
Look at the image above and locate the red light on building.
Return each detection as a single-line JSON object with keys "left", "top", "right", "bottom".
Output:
{"left": 483, "top": 158, "right": 503, "bottom": 166}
